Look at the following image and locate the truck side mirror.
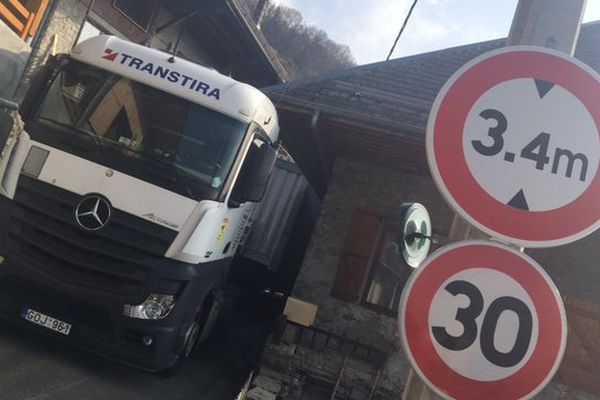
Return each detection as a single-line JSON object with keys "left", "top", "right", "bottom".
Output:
{"left": 245, "top": 143, "right": 276, "bottom": 202}
{"left": 229, "top": 139, "right": 277, "bottom": 207}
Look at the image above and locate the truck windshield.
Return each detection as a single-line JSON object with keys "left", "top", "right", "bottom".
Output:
{"left": 32, "top": 61, "right": 248, "bottom": 200}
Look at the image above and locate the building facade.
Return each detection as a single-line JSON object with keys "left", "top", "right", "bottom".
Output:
{"left": 248, "top": 22, "right": 600, "bottom": 400}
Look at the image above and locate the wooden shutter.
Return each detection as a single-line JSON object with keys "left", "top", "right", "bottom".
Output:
{"left": 556, "top": 296, "right": 600, "bottom": 395}
{"left": 331, "top": 210, "right": 381, "bottom": 302}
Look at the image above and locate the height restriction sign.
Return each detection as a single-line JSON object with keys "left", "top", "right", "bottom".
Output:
{"left": 399, "top": 241, "right": 567, "bottom": 400}
{"left": 426, "top": 46, "right": 600, "bottom": 247}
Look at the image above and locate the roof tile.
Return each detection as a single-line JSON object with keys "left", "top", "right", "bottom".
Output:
{"left": 265, "top": 22, "right": 600, "bottom": 135}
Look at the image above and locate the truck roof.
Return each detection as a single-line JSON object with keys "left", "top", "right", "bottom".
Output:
{"left": 71, "top": 35, "right": 278, "bottom": 141}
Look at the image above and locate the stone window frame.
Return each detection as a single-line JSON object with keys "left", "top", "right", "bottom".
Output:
{"left": 360, "top": 218, "right": 412, "bottom": 316}
{"left": 331, "top": 208, "right": 444, "bottom": 316}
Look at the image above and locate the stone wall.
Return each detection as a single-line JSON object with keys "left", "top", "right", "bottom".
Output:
{"left": 292, "top": 152, "right": 600, "bottom": 345}
{"left": 538, "top": 382, "right": 600, "bottom": 400}
{"left": 283, "top": 154, "right": 600, "bottom": 399}
{"left": 287, "top": 156, "right": 454, "bottom": 393}
{"left": 292, "top": 156, "right": 453, "bottom": 349}
{"left": 529, "top": 228, "right": 600, "bottom": 305}
{"left": 0, "top": 21, "right": 31, "bottom": 100}
{"left": 15, "top": 0, "right": 87, "bottom": 101}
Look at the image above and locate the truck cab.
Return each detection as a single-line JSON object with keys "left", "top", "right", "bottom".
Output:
{"left": 0, "top": 36, "right": 278, "bottom": 371}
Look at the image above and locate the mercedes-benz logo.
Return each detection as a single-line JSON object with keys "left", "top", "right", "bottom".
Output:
{"left": 74, "top": 195, "right": 112, "bottom": 231}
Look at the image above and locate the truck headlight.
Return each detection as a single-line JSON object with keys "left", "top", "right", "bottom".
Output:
{"left": 123, "top": 293, "right": 175, "bottom": 320}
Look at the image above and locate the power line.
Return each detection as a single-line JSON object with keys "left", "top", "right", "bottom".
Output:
{"left": 386, "top": 0, "right": 419, "bottom": 61}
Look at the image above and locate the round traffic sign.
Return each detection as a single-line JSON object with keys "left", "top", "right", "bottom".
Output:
{"left": 399, "top": 241, "right": 567, "bottom": 400}
{"left": 426, "top": 46, "right": 600, "bottom": 247}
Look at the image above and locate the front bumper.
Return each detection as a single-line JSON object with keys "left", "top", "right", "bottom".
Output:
{"left": 0, "top": 258, "right": 227, "bottom": 371}
{"left": 0, "top": 273, "right": 176, "bottom": 370}
{"left": 0, "top": 186, "right": 229, "bottom": 371}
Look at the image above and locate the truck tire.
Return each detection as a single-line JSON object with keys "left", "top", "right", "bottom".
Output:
{"left": 158, "top": 286, "right": 239, "bottom": 376}
{"left": 209, "top": 285, "right": 239, "bottom": 339}
{"left": 158, "top": 293, "right": 216, "bottom": 377}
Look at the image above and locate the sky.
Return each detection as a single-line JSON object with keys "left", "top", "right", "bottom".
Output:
{"left": 270, "top": 0, "right": 600, "bottom": 65}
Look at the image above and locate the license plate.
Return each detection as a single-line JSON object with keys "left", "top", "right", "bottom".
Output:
{"left": 21, "top": 308, "right": 72, "bottom": 336}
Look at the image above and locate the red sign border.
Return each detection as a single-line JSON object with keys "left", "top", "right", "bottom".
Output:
{"left": 399, "top": 241, "right": 567, "bottom": 400}
{"left": 426, "top": 46, "right": 600, "bottom": 247}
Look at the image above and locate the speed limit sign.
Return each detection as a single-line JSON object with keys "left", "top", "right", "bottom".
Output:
{"left": 399, "top": 241, "right": 567, "bottom": 400}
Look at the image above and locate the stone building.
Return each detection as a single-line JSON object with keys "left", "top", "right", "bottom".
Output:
{"left": 248, "top": 22, "right": 600, "bottom": 400}
{"left": 0, "top": 0, "right": 286, "bottom": 101}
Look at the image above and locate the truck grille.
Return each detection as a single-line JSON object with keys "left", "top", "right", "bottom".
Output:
{"left": 7, "top": 176, "right": 178, "bottom": 296}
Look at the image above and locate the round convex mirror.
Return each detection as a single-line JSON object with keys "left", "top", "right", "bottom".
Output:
{"left": 399, "top": 203, "right": 432, "bottom": 268}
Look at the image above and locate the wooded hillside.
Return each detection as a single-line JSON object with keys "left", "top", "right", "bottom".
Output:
{"left": 247, "top": 0, "right": 356, "bottom": 79}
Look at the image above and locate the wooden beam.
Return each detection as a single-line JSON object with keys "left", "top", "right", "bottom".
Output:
{"left": 7, "top": 0, "right": 30, "bottom": 19}
{"left": 20, "top": 9, "right": 34, "bottom": 40}
{"left": 29, "top": 0, "right": 49, "bottom": 37}
{"left": 0, "top": 2, "right": 25, "bottom": 31}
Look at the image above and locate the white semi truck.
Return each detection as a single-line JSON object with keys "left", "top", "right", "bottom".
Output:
{"left": 0, "top": 35, "right": 279, "bottom": 372}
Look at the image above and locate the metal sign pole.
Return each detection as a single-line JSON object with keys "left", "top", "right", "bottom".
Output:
{"left": 508, "top": 0, "right": 587, "bottom": 55}
{"left": 401, "top": 1, "right": 587, "bottom": 399}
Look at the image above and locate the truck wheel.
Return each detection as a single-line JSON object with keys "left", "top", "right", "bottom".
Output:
{"left": 158, "top": 295, "right": 215, "bottom": 377}
{"left": 209, "top": 286, "right": 239, "bottom": 338}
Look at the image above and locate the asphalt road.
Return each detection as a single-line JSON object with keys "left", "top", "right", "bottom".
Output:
{"left": 0, "top": 305, "right": 270, "bottom": 400}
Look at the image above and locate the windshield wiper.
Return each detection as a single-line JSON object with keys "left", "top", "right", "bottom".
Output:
{"left": 38, "top": 117, "right": 104, "bottom": 148}
{"left": 37, "top": 117, "right": 106, "bottom": 155}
